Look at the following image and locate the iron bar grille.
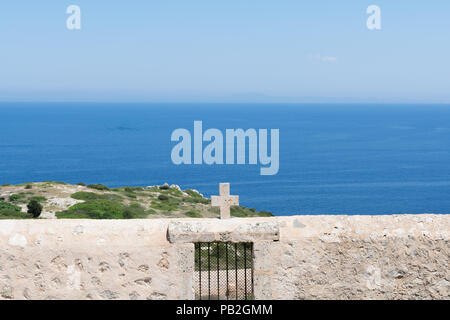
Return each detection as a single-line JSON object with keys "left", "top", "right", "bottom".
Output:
{"left": 194, "top": 242, "right": 254, "bottom": 300}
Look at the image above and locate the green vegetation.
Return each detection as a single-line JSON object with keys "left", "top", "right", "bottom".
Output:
{"left": 87, "top": 184, "right": 110, "bottom": 191}
{"left": 231, "top": 206, "right": 274, "bottom": 217}
{"left": 0, "top": 201, "right": 21, "bottom": 212}
{"left": 30, "top": 196, "right": 46, "bottom": 203}
{"left": 158, "top": 194, "right": 169, "bottom": 201}
{"left": 0, "top": 201, "right": 31, "bottom": 219}
{"left": 123, "top": 192, "right": 137, "bottom": 199}
{"left": 0, "top": 182, "right": 275, "bottom": 219}
{"left": 150, "top": 201, "right": 178, "bottom": 212}
{"left": 123, "top": 203, "right": 148, "bottom": 219}
{"left": 77, "top": 182, "right": 86, "bottom": 186}
{"left": 185, "top": 210, "right": 202, "bottom": 218}
{"left": 27, "top": 199, "right": 43, "bottom": 218}
{"left": 71, "top": 191, "right": 122, "bottom": 202}
{"left": 56, "top": 200, "right": 148, "bottom": 219}
{"left": 9, "top": 193, "right": 26, "bottom": 203}
{"left": 184, "top": 189, "right": 210, "bottom": 204}
{"left": 194, "top": 243, "right": 252, "bottom": 271}
{"left": 124, "top": 186, "right": 145, "bottom": 192}
{"left": 255, "top": 210, "right": 274, "bottom": 217}
{"left": 114, "top": 187, "right": 147, "bottom": 199}
{"left": 56, "top": 200, "right": 123, "bottom": 219}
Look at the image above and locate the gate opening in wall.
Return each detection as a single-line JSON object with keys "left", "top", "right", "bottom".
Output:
{"left": 194, "top": 242, "right": 254, "bottom": 300}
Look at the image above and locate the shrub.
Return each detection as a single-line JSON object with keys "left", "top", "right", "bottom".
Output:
{"left": 159, "top": 185, "right": 170, "bottom": 190}
{"left": 56, "top": 200, "right": 124, "bottom": 219}
{"left": 158, "top": 194, "right": 169, "bottom": 201}
{"left": 229, "top": 206, "right": 274, "bottom": 217}
{"left": 2, "top": 184, "right": 11, "bottom": 187}
{"left": 87, "top": 184, "right": 110, "bottom": 191}
{"left": 9, "top": 193, "right": 25, "bottom": 202}
{"left": 0, "top": 201, "right": 30, "bottom": 219}
{"left": 71, "top": 192, "right": 122, "bottom": 202}
{"left": 25, "top": 184, "right": 33, "bottom": 189}
{"left": 0, "top": 201, "right": 21, "bottom": 212}
{"left": 77, "top": 182, "right": 86, "bottom": 186}
{"left": 123, "top": 192, "right": 137, "bottom": 199}
{"left": 185, "top": 189, "right": 201, "bottom": 197}
{"left": 256, "top": 210, "right": 274, "bottom": 217}
{"left": 150, "top": 202, "right": 177, "bottom": 212}
{"left": 27, "top": 199, "right": 43, "bottom": 218}
{"left": 230, "top": 206, "right": 267, "bottom": 217}
{"left": 30, "top": 196, "right": 46, "bottom": 203}
{"left": 123, "top": 203, "right": 147, "bottom": 219}
{"left": 124, "top": 186, "right": 144, "bottom": 192}
{"left": 56, "top": 200, "right": 148, "bottom": 219}
{"left": 185, "top": 210, "right": 201, "bottom": 218}
{"left": 184, "top": 189, "right": 209, "bottom": 204}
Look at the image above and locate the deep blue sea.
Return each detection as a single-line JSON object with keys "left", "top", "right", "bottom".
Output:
{"left": 1, "top": 103, "right": 450, "bottom": 215}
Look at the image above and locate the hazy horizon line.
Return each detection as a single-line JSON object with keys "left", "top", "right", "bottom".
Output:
{"left": 1, "top": 101, "right": 449, "bottom": 106}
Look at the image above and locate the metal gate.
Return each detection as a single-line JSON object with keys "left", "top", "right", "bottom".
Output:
{"left": 194, "top": 242, "right": 253, "bottom": 300}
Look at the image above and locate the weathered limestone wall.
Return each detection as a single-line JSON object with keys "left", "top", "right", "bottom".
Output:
{"left": 0, "top": 215, "right": 449, "bottom": 300}
{"left": 272, "top": 215, "right": 449, "bottom": 299}
{"left": 0, "top": 220, "right": 193, "bottom": 300}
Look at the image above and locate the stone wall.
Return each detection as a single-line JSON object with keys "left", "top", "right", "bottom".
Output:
{"left": 0, "top": 215, "right": 448, "bottom": 300}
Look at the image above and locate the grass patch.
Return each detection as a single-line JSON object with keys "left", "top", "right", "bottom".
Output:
{"left": 0, "top": 201, "right": 32, "bottom": 219}
{"left": 185, "top": 210, "right": 202, "bottom": 218}
{"left": 30, "top": 196, "right": 46, "bottom": 203}
{"left": 160, "top": 187, "right": 183, "bottom": 197}
{"left": 56, "top": 200, "right": 147, "bottom": 219}
{"left": 71, "top": 191, "right": 122, "bottom": 202}
{"left": 122, "top": 191, "right": 137, "bottom": 199}
{"left": 87, "top": 184, "right": 110, "bottom": 191}
{"left": 230, "top": 206, "right": 274, "bottom": 217}
{"left": 158, "top": 194, "right": 169, "bottom": 201}
{"left": 184, "top": 189, "right": 210, "bottom": 204}
{"left": 150, "top": 200, "right": 178, "bottom": 212}
{"left": 254, "top": 210, "right": 274, "bottom": 217}
{"left": 56, "top": 200, "right": 124, "bottom": 219}
{"left": 8, "top": 193, "right": 26, "bottom": 203}
{"left": 123, "top": 203, "right": 148, "bottom": 219}
{"left": 124, "top": 186, "right": 145, "bottom": 192}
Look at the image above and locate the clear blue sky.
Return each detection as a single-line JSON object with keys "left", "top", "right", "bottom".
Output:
{"left": 0, "top": 1, "right": 449, "bottom": 102}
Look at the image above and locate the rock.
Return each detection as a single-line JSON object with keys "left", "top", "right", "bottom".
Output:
{"left": 100, "top": 290, "right": 119, "bottom": 300}
{"left": 1, "top": 285, "right": 13, "bottom": 299}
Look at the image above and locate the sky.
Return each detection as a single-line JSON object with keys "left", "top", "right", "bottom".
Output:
{"left": 0, "top": 1, "right": 449, "bottom": 103}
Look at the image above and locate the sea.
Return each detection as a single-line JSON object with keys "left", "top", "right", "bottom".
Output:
{"left": 1, "top": 102, "right": 450, "bottom": 216}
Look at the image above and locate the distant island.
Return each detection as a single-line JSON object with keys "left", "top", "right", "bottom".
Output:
{"left": 0, "top": 182, "right": 273, "bottom": 219}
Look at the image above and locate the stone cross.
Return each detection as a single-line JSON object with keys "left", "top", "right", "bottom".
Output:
{"left": 211, "top": 183, "right": 239, "bottom": 219}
